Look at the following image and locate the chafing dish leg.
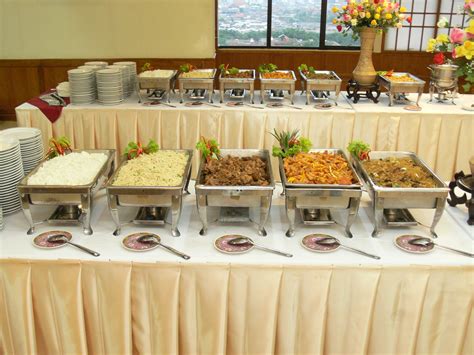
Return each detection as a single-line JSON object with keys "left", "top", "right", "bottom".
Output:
{"left": 430, "top": 197, "right": 446, "bottom": 238}
{"left": 372, "top": 199, "right": 383, "bottom": 237}
{"left": 260, "top": 88, "right": 264, "bottom": 104}
{"left": 21, "top": 194, "right": 35, "bottom": 235}
{"left": 345, "top": 197, "right": 360, "bottom": 238}
{"left": 184, "top": 168, "right": 192, "bottom": 194}
{"left": 250, "top": 89, "right": 255, "bottom": 104}
{"left": 108, "top": 194, "right": 121, "bottom": 236}
{"left": 81, "top": 194, "right": 93, "bottom": 235}
{"left": 306, "top": 89, "right": 310, "bottom": 105}
{"left": 258, "top": 196, "right": 271, "bottom": 236}
{"left": 416, "top": 90, "right": 422, "bottom": 106}
{"left": 197, "top": 195, "right": 208, "bottom": 235}
{"left": 179, "top": 83, "right": 184, "bottom": 104}
{"left": 388, "top": 92, "right": 394, "bottom": 106}
{"left": 171, "top": 195, "right": 182, "bottom": 237}
{"left": 285, "top": 196, "right": 297, "bottom": 238}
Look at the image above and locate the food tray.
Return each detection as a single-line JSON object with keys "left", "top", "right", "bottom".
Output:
{"left": 195, "top": 149, "right": 275, "bottom": 236}
{"left": 352, "top": 151, "right": 448, "bottom": 237}
{"left": 299, "top": 70, "right": 342, "bottom": 104}
{"left": 219, "top": 69, "right": 256, "bottom": 103}
{"left": 106, "top": 149, "right": 193, "bottom": 237}
{"left": 377, "top": 73, "right": 425, "bottom": 106}
{"left": 137, "top": 70, "right": 177, "bottom": 103}
{"left": 17, "top": 149, "right": 115, "bottom": 235}
{"left": 178, "top": 69, "right": 217, "bottom": 103}
{"left": 279, "top": 149, "right": 362, "bottom": 238}
{"left": 259, "top": 71, "right": 297, "bottom": 104}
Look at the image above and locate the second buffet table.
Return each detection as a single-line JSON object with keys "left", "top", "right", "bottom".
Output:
{"left": 1, "top": 181, "right": 473, "bottom": 355}
{"left": 15, "top": 93, "right": 474, "bottom": 181}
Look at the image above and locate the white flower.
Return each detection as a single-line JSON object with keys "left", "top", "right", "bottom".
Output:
{"left": 437, "top": 17, "right": 449, "bottom": 28}
{"left": 399, "top": 14, "right": 405, "bottom": 20}
{"left": 396, "top": 22, "right": 403, "bottom": 29}
{"left": 351, "top": 18, "right": 358, "bottom": 26}
{"left": 359, "top": 12, "right": 366, "bottom": 18}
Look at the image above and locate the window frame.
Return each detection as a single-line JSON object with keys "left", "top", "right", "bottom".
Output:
{"left": 216, "top": 0, "right": 361, "bottom": 50}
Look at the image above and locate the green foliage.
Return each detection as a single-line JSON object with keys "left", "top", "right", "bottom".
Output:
{"left": 258, "top": 63, "right": 278, "bottom": 73}
{"left": 298, "top": 63, "right": 316, "bottom": 74}
{"left": 196, "top": 137, "right": 220, "bottom": 162}
{"left": 141, "top": 62, "right": 153, "bottom": 72}
{"left": 347, "top": 140, "right": 371, "bottom": 160}
{"left": 124, "top": 139, "right": 159, "bottom": 160}
{"left": 46, "top": 136, "right": 72, "bottom": 160}
{"left": 270, "top": 129, "right": 312, "bottom": 158}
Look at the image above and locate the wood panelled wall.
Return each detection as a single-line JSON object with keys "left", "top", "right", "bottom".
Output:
{"left": 0, "top": 51, "right": 434, "bottom": 121}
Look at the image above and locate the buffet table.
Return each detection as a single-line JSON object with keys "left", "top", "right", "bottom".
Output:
{"left": 1, "top": 182, "right": 473, "bottom": 355}
{"left": 15, "top": 93, "right": 474, "bottom": 181}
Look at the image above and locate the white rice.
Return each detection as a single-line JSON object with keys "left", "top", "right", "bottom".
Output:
{"left": 28, "top": 152, "right": 108, "bottom": 185}
{"left": 113, "top": 151, "right": 188, "bottom": 186}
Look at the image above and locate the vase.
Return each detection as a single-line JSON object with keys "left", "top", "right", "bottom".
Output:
{"left": 352, "top": 27, "right": 377, "bottom": 85}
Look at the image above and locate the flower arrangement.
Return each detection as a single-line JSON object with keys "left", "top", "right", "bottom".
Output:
{"left": 426, "top": 0, "right": 474, "bottom": 92}
{"left": 332, "top": 0, "right": 411, "bottom": 38}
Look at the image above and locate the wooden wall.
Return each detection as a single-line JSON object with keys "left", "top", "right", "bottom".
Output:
{"left": 0, "top": 51, "right": 434, "bottom": 121}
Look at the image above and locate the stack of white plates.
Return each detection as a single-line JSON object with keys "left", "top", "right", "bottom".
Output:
{"left": 107, "top": 65, "right": 130, "bottom": 98}
{"left": 84, "top": 61, "right": 108, "bottom": 69}
{"left": 0, "top": 128, "right": 43, "bottom": 175}
{"left": 96, "top": 68, "right": 124, "bottom": 105}
{"left": 113, "top": 61, "right": 137, "bottom": 97}
{"left": 68, "top": 68, "right": 96, "bottom": 105}
{"left": 56, "top": 81, "right": 70, "bottom": 97}
{"left": 0, "top": 206, "right": 4, "bottom": 230}
{"left": 78, "top": 65, "right": 101, "bottom": 72}
{"left": 0, "top": 136, "right": 24, "bottom": 215}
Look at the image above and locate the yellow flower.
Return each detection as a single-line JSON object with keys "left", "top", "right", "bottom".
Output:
{"left": 374, "top": 13, "right": 380, "bottom": 20}
{"left": 332, "top": 6, "right": 339, "bottom": 13}
{"left": 467, "top": 19, "right": 474, "bottom": 35}
{"left": 426, "top": 38, "right": 437, "bottom": 53}
{"left": 370, "top": 19, "right": 377, "bottom": 26}
{"left": 332, "top": 18, "right": 338, "bottom": 24}
{"left": 385, "top": 13, "right": 393, "bottom": 20}
{"left": 352, "top": 10, "right": 358, "bottom": 16}
{"left": 342, "top": 5, "right": 347, "bottom": 10}
{"left": 365, "top": 11, "right": 371, "bottom": 18}
{"left": 400, "top": 6, "right": 407, "bottom": 12}
{"left": 376, "top": 7, "right": 382, "bottom": 13}
{"left": 436, "top": 34, "right": 449, "bottom": 43}
{"left": 463, "top": 41, "right": 474, "bottom": 60}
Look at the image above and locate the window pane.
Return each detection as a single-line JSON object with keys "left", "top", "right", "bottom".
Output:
{"left": 270, "top": 0, "right": 320, "bottom": 47}
{"left": 440, "top": 0, "right": 464, "bottom": 13}
{"left": 385, "top": 28, "right": 397, "bottom": 50}
{"left": 218, "top": 0, "right": 268, "bottom": 47}
{"left": 421, "top": 28, "right": 435, "bottom": 51}
{"left": 325, "top": 0, "right": 359, "bottom": 47}
{"left": 408, "top": 28, "right": 422, "bottom": 51}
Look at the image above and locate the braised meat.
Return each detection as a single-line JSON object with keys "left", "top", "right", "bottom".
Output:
{"left": 202, "top": 156, "right": 270, "bottom": 186}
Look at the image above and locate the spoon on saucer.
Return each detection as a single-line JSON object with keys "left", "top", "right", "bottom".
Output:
{"left": 232, "top": 101, "right": 265, "bottom": 109}
{"left": 137, "top": 234, "right": 190, "bottom": 260}
{"left": 408, "top": 237, "right": 473, "bottom": 258}
{"left": 228, "top": 236, "right": 293, "bottom": 257}
{"left": 316, "top": 237, "right": 380, "bottom": 260}
{"left": 47, "top": 234, "right": 100, "bottom": 257}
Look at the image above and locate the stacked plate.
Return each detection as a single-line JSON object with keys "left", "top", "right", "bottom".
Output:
{"left": 0, "top": 206, "right": 4, "bottom": 230}
{"left": 84, "top": 61, "right": 108, "bottom": 69}
{"left": 113, "top": 61, "right": 137, "bottom": 97}
{"left": 96, "top": 68, "right": 124, "bottom": 105}
{"left": 68, "top": 68, "right": 96, "bottom": 105}
{"left": 56, "top": 81, "right": 70, "bottom": 97}
{"left": 0, "top": 136, "right": 24, "bottom": 214}
{"left": 106, "top": 65, "right": 130, "bottom": 98}
{"left": 0, "top": 127, "right": 43, "bottom": 175}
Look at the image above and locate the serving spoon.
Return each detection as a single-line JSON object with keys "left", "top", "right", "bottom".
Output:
{"left": 267, "top": 102, "right": 302, "bottom": 110}
{"left": 408, "top": 237, "right": 474, "bottom": 258}
{"left": 315, "top": 236, "right": 381, "bottom": 260}
{"left": 228, "top": 236, "right": 293, "bottom": 257}
{"left": 232, "top": 101, "right": 265, "bottom": 109}
{"left": 47, "top": 234, "right": 100, "bottom": 257}
{"left": 137, "top": 234, "right": 190, "bottom": 260}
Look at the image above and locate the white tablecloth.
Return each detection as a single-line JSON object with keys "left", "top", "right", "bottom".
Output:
{"left": 1, "top": 182, "right": 473, "bottom": 354}
{"left": 15, "top": 93, "right": 474, "bottom": 181}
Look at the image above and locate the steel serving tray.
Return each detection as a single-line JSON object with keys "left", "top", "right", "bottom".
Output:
{"left": 259, "top": 70, "right": 297, "bottom": 104}
{"left": 352, "top": 151, "right": 449, "bottom": 237}
{"left": 377, "top": 73, "right": 425, "bottom": 106}
{"left": 219, "top": 69, "right": 256, "bottom": 103}
{"left": 299, "top": 70, "right": 342, "bottom": 104}
{"left": 178, "top": 69, "right": 217, "bottom": 103}
{"left": 137, "top": 70, "right": 178, "bottom": 103}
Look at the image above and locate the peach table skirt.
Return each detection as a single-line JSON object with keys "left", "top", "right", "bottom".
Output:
{"left": 1, "top": 260, "right": 473, "bottom": 355}
{"left": 15, "top": 94, "right": 474, "bottom": 181}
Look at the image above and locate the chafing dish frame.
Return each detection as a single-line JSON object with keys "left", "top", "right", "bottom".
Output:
{"left": 17, "top": 149, "right": 115, "bottom": 235}
{"left": 219, "top": 69, "right": 256, "bottom": 104}
{"left": 352, "top": 151, "right": 449, "bottom": 238}
{"left": 280, "top": 149, "right": 363, "bottom": 238}
{"left": 299, "top": 70, "right": 342, "bottom": 105}
{"left": 259, "top": 71, "right": 297, "bottom": 105}
{"left": 377, "top": 73, "right": 425, "bottom": 106}
{"left": 106, "top": 149, "right": 193, "bottom": 237}
{"left": 195, "top": 149, "right": 275, "bottom": 236}
{"left": 137, "top": 70, "right": 178, "bottom": 103}
{"left": 178, "top": 69, "right": 217, "bottom": 103}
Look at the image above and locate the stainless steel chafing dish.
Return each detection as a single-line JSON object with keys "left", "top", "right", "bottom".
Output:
{"left": 106, "top": 150, "right": 193, "bottom": 237}
{"left": 377, "top": 73, "right": 425, "bottom": 106}
{"left": 280, "top": 149, "right": 362, "bottom": 238}
{"left": 219, "top": 69, "right": 256, "bottom": 104}
{"left": 178, "top": 69, "right": 217, "bottom": 103}
{"left": 299, "top": 70, "right": 342, "bottom": 105}
{"left": 195, "top": 149, "right": 275, "bottom": 236}
{"left": 259, "top": 71, "right": 297, "bottom": 104}
{"left": 137, "top": 70, "right": 178, "bottom": 103}
{"left": 352, "top": 151, "right": 449, "bottom": 238}
{"left": 17, "top": 149, "right": 115, "bottom": 235}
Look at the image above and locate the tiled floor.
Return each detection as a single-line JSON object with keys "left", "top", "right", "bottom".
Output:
{"left": 0, "top": 121, "right": 17, "bottom": 130}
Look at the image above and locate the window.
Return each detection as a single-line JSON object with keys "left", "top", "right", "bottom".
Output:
{"left": 217, "top": 0, "right": 360, "bottom": 49}
{"left": 385, "top": 0, "right": 469, "bottom": 51}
